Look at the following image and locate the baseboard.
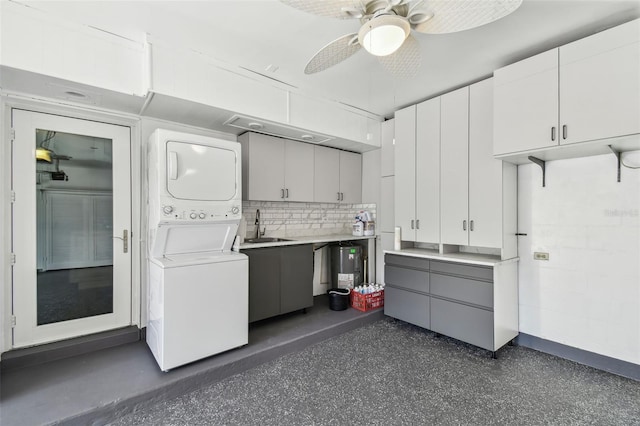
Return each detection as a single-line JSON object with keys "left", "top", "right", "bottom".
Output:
{"left": 1, "top": 326, "right": 141, "bottom": 372}
{"left": 516, "top": 333, "right": 639, "bottom": 381}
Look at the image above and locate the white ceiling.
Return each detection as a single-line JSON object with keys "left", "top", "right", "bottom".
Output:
{"left": 19, "top": 0, "right": 640, "bottom": 119}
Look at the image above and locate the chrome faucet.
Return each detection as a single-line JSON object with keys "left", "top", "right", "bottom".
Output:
{"left": 255, "top": 209, "right": 265, "bottom": 239}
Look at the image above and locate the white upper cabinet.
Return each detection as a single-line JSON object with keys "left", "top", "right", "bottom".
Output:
{"left": 494, "top": 18, "right": 640, "bottom": 158}
{"left": 313, "top": 146, "right": 362, "bottom": 203}
{"left": 559, "top": 19, "right": 640, "bottom": 145}
{"left": 0, "top": 1, "right": 147, "bottom": 96}
{"left": 493, "top": 50, "right": 559, "bottom": 156}
{"left": 151, "top": 42, "right": 288, "bottom": 124}
{"left": 415, "top": 97, "right": 440, "bottom": 244}
{"left": 442, "top": 79, "right": 516, "bottom": 256}
{"left": 468, "top": 79, "right": 507, "bottom": 249}
{"left": 440, "top": 87, "right": 470, "bottom": 246}
{"left": 239, "top": 133, "right": 314, "bottom": 202}
{"left": 381, "top": 119, "right": 395, "bottom": 177}
{"left": 394, "top": 99, "right": 440, "bottom": 244}
{"left": 394, "top": 105, "right": 418, "bottom": 242}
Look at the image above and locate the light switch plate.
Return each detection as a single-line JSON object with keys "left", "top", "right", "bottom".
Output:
{"left": 534, "top": 252, "right": 550, "bottom": 261}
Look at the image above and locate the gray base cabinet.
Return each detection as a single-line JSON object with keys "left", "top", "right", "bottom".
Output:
{"left": 245, "top": 244, "right": 313, "bottom": 323}
{"left": 384, "top": 253, "right": 518, "bottom": 353}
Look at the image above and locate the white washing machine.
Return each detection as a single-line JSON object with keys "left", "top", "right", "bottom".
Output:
{"left": 146, "top": 129, "right": 247, "bottom": 371}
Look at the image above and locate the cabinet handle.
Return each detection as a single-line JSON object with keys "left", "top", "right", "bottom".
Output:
{"left": 416, "top": 219, "right": 420, "bottom": 229}
{"left": 286, "top": 188, "right": 289, "bottom": 198}
{"left": 562, "top": 124, "right": 567, "bottom": 140}
{"left": 470, "top": 220, "right": 474, "bottom": 231}
{"left": 341, "top": 192, "right": 344, "bottom": 201}
{"left": 463, "top": 220, "right": 467, "bottom": 231}
{"left": 411, "top": 220, "right": 415, "bottom": 230}
{"left": 281, "top": 188, "right": 285, "bottom": 199}
{"left": 551, "top": 127, "right": 556, "bottom": 141}
{"left": 337, "top": 192, "right": 341, "bottom": 201}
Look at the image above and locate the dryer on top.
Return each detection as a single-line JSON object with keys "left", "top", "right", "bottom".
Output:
{"left": 148, "top": 129, "right": 242, "bottom": 229}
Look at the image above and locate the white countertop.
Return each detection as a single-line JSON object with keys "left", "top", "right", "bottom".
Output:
{"left": 240, "top": 234, "right": 375, "bottom": 249}
{"left": 384, "top": 248, "right": 518, "bottom": 267}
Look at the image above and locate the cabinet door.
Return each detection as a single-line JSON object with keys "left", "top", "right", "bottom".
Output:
{"left": 246, "top": 247, "right": 281, "bottom": 322}
{"left": 280, "top": 245, "right": 313, "bottom": 314}
{"left": 415, "top": 97, "right": 440, "bottom": 244}
{"left": 380, "top": 176, "right": 395, "bottom": 233}
{"left": 559, "top": 19, "right": 640, "bottom": 145}
{"left": 469, "top": 79, "right": 503, "bottom": 248}
{"left": 394, "top": 105, "right": 417, "bottom": 242}
{"left": 493, "top": 49, "right": 559, "bottom": 155}
{"left": 247, "top": 133, "right": 285, "bottom": 201}
{"left": 339, "top": 151, "right": 362, "bottom": 203}
{"left": 284, "top": 140, "right": 314, "bottom": 202}
{"left": 381, "top": 119, "right": 395, "bottom": 177}
{"left": 440, "top": 87, "right": 470, "bottom": 246}
{"left": 314, "top": 145, "right": 340, "bottom": 202}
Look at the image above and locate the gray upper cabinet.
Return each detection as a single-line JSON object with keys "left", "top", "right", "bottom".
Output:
{"left": 314, "top": 145, "right": 362, "bottom": 203}
{"left": 239, "top": 132, "right": 314, "bottom": 202}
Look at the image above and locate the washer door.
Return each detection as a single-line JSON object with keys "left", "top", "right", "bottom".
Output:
{"left": 166, "top": 141, "right": 237, "bottom": 201}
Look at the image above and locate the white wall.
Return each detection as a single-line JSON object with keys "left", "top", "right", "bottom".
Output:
{"left": 518, "top": 152, "right": 640, "bottom": 365}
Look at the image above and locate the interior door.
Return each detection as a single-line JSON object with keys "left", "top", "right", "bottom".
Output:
{"left": 11, "top": 109, "right": 132, "bottom": 348}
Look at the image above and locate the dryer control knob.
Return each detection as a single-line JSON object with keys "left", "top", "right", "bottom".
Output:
{"left": 231, "top": 206, "right": 240, "bottom": 215}
{"left": 163, "top": 205, "right": 174, "bottom": 215}
{"left": 190, "top": 212, "right": 197, "bottom": 219}
{"left": 199, "top": 213, "right": 206, "bottom": 219}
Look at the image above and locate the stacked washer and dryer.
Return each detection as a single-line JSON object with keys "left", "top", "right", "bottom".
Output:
{"left": 146, "top": 129, "right": 248, "bottom": 372}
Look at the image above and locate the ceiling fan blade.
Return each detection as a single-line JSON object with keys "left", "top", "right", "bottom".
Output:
{"left": 305, "top": 33, "right": 362, "bottom": 74}
{"left": 411, "top": 0, "right": 522, "bottom": 34}
{"left": 280, "top": 0, "right": 366, "bottom": 19}
{"left": 378, "top": 34, "right": 420, "bottom": 78}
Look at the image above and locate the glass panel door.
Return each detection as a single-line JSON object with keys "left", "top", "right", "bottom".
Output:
{"left": 12, "top": 110, "right": 131, "bottom": 347}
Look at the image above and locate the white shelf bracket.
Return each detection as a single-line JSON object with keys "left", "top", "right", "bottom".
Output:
{"left": 608, "top": 145, "right": 621, "bottom": 183}
{"left": 528, "top": 156, "right": 546, "bottom": 187}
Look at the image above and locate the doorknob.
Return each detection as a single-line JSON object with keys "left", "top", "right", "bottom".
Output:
{"left": 113, "top": 230, "right": 128, "bottom": 253}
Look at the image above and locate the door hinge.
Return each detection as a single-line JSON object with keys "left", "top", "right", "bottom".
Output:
{"left": 10, "top": 253, "right": 16, "bottom": 265}
{"left": 10, "top": 128, "right": 15, "bottom": 142}
{"left": 10, "top": 191, "right": 16, "bottom": 204}
{"left": 11, "top": 315, "right": 16, "bottom": 328}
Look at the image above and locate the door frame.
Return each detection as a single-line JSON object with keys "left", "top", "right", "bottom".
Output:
{"left": 0, "top": 96, "right": 142, "bottom": 353}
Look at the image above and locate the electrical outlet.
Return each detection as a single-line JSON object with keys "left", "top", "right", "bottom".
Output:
{"left": 534, "top": 252, "right": 550, "bottom": 261}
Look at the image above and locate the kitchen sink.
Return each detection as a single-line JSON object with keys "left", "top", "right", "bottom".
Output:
{"left": 244, "top": 237, "right": 292, "bottom": 244}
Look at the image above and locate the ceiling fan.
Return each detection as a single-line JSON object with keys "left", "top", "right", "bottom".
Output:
{"left": 280, "top": 0, "right": 523, "bottom": 76}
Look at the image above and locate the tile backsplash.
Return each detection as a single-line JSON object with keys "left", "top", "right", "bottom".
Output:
{"left": 241, "top": 201, "right": 377, "bottom": 239}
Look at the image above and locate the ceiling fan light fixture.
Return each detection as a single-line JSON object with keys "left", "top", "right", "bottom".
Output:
{"left": 358, "top": 14, "right": 410, "bottom": 57}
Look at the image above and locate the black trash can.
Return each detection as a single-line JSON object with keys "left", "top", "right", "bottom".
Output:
{"left": 327, "top": 288, "right": 350, "bottom": 311}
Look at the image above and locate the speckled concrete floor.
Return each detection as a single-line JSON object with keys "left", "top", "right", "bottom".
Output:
{"left": 111, "top": 319, "right": 640, "bottom": 425}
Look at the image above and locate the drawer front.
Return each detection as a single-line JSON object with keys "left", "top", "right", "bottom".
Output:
{"left": 431, "top": 298, "right": 494, "bottom": 351}
{"left": 385, "top": 254, "right": 429, "bottom": 271}
{"left": 430, "top": 260, "right": 493, "bottom": 281}
{"left": 384, "top": 265, "right": 429, "bottom": 293}
{"left": 384, "top": 286, "right": 430, "bottom": 329}
{"left": 430, "top": 273, "right": 493, "bottom": 309}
